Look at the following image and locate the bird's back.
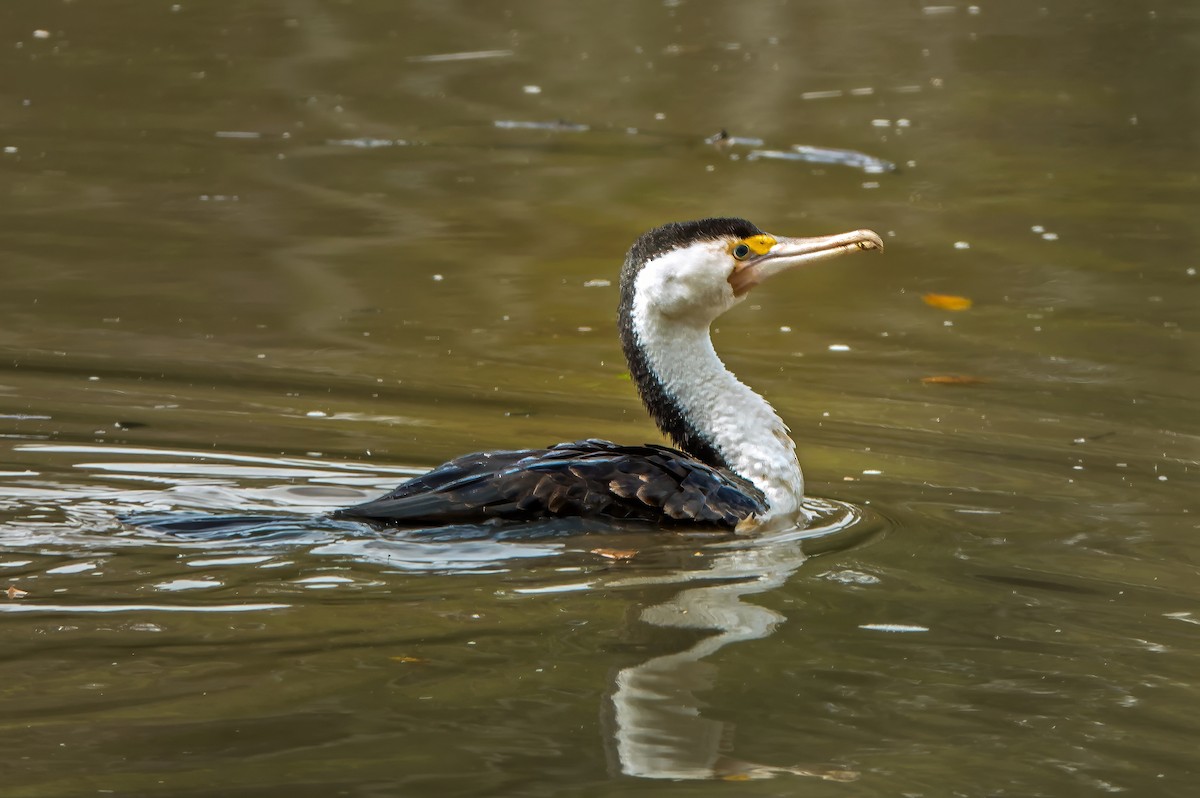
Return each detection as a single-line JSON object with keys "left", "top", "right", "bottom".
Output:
{"left": 334, "top": 439, "right": 766, "bottom": 529}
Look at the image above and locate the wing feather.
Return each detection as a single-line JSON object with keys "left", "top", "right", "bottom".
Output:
{"left": 333, "top": 439, "right": 766, "bottom": 529}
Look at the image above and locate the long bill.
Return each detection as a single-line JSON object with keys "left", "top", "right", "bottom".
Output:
{"left": 728, "top": 229, "right": 884, "bottom": 297}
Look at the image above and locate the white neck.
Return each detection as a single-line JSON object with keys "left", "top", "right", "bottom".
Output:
{"left": 630, "top": 309, "right": 805, "bottom": 521}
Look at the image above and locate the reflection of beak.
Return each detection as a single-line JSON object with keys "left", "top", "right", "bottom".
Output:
{"left": 728, "top": 229, "right": 884, "bottom": 297}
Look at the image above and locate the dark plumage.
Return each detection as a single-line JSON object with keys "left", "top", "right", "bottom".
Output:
{"left": 334, "top": 439, "right": 766, "bottom": 527}
{"left": 621, "top": 218, "right": 764, "bottom": 273}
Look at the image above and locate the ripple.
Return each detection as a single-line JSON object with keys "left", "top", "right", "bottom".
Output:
{"left": 44, "top": 561, "right": 99, "bottom": 575}
{"left": 0, "top": 602, "right": 288, "bottom": 613}
{"left": 154, "top": 578, "right": 223, "bottom": 591}
{"left": 3, "top": 444, "right": 890, "bottom": 581}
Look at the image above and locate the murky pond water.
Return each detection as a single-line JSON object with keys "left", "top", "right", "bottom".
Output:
{"left": 2, "top": 1, "right": 1197, "bottom": 795}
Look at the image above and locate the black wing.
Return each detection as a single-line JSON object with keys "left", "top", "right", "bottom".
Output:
{"left": 333, "top": 439, "right": 766, "bottom": 528}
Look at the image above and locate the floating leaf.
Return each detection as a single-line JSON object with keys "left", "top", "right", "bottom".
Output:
{"left": 6, "top": 585, "right": 28, "bottom": 600}
{"left": 591, "top": 548, "right": 638, "bottom": 561}
{"left": 389, "top": 655, "right": 428, "bottom": 664}
{"left": 921, "top": 375, "right": 987, "bottom": 385}
{"left": 922, "top": 293, "right": 973, "bottom": 311}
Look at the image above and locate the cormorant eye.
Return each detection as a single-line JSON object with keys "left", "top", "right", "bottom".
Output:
{"left": 732, "top": 243, "right": 752, "bottom": 260}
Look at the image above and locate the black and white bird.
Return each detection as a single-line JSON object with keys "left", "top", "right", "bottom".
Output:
{"left": 336, "top": 218, "right": 882, "bottom": 532}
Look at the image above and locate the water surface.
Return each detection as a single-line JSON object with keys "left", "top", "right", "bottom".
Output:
{"left": 1, "top": 1, "right": 1197, "bottom": 795}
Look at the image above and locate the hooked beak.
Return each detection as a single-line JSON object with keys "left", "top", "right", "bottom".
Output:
{"left": 728, "top": 229, "right": 884, "bottom": 297}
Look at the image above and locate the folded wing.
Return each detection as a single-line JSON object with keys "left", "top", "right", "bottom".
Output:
{"left": 333, "top": 439, "right": 766, "bottom": 528}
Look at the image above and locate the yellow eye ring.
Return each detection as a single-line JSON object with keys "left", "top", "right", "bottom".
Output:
{"left": 732, "top": 243, "right": 752, "bottom": 260}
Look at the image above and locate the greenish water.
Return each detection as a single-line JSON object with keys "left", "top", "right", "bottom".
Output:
{"left": 1, "top": 1, "right": 1197, "bottom": 795}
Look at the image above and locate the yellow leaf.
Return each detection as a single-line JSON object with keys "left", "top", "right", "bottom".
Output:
{"left": 389, "top": 655, "right": 428, "bottom": 664}
{"left": 591, "top": 547, "right": 638, "bottom": 561}
{"left": 922, "top": 293, "right": 973, "bottom": 311}
{"left": 6, "top": 585, "right": 29, "bottom": 600}
{"left": 921, "top": 375, "right": 987, "bottom": 385}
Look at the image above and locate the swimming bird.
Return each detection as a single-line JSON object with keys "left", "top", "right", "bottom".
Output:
{"left": 335, "top": 218, "right": 882, "bottom": 532}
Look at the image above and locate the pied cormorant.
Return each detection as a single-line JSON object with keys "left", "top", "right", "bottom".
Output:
{"left": 335, "top": 218, "right": 883, "bottom": 532}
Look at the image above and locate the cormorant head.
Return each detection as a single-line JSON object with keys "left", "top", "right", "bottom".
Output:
{"left": 620, "top": 217, "right": 883, "bottom": 325}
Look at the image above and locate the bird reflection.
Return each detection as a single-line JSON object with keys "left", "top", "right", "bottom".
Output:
{"left": 605, "top": 523, "right": 864, "bottom": 781}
